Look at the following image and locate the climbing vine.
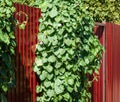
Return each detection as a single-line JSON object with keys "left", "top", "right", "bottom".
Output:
{"left": 32, "top": 0, "right": 103, "bottom": 102}
{"left": 0, "top": 0, "right": 16, "bottom": 101}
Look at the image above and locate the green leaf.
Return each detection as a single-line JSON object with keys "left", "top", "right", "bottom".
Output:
{"left": 54, "top": 97, "right": 58, "bottom": 102}
{"left": 66, "top": 65, "right": 73, "bottom": 70}
{"left": 55, "top": 16, "right": 62, "bottom": 22}
{"left": 67, "top": 78, "right": 74, "bottom": 86}
{"left": 46, "top": 65, "right": 53, "bottom": 73}
{"left": 67, "top": 49, "right": 74, "bottom": 55}
{"left": 95, "top": 69, "right": 99, "bottom": 75}
{"left": 46, "top": 89, "right": 55, "bottom": 97}
{"left": 6, "top": 26, "right": 10, "bottom": 32}
{"left": 9, "top": 32, "right": 15, "bottom": 39}
{"left": 35, "top": 57, "right": 43, "bottom": 66}
{"left": 33, "top": 66, "right": 39, "bottom": 73}
{"left": 54, "top": 70, "right": 59, "bottom": 75}
{"left": 63, "top": 93, "right": 70, "bottom": 100}
{"left": 48, "top": 55, "right": 56, "bottom": 62}
{"left": 52, "top": 39, "right": 58, "bottom": 45}
{"left": 11, "top": 7, "right": 15, "bottom": 12}
{"left": 55, "top": 61, "right": 62, "bottom": 68}
{"left": 40, "top": 71, "right": 48, "bottom": 81}
{"left": 44, "top": 81, "right": 51, "bottom": 88}
{"left": 19, "top": 23, "right": 26, "bottom": 29}
{"left": 47, "top": 74, "right": 53, "bottom": 80}
{"left": 42, "top": 52, "right": 48, "bottom": 58}
{"left": 36, "top": 44, "right": 44, "bottom": 51}
{"left": 54, "top": 85, "right": 64, "bottom": 94}
{"left": 67, "top": 86, "right": 73, "bottom": 93}
{"left": 38, "top": 34, "right": 48, "bottom": 44}
{"left": 58, "top": 95, "right": 63, "bottom": 101}
{"left": 55, "top": 78, "right": 63, "bottom": 86}
{"left": 60, "top": 68, "right": 65, "bottom": 74}
{"left": 62, "top": 53, "right": 70, "bottom": 61}
{"left": 6, "top": 0, "right": 12, "bottom": 6}
{"left": 36, "top": 86, "right": 42, "bottom": 93}
{"left": 49, "top": 7, "right": 58, "bottom": 18}
{"left": 39, "top": 1, "right": 49, "bottom": 12}
{"left": 88, "top": 70, "right": 93, "bottom": 75}
{"left": 84, "top": 58, "right": 89, "bottom": 64}
{"left": 0, "top": 32, "right": 10, "bottom": 45}
{"left": 54, "top": 48, "right": 66, "bottom": 56}
{"left": 2, "top": 85, "right": 8, "bottom": 92}
{"left": 64, "top": 39, "right": 72, "bottom": 46}
{"left": 42, "top": 58, "right": 48, "bottom": 63}
{"left": 80, "top": 60, "right": 86, "bottom": 66}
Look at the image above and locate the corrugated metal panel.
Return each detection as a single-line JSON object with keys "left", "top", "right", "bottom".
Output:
{"left": 105, "top": 23, "right": 120, "bottom": 102}
{"left": 112, "top": 24, "right": 120, "bottom": 102}
{"left": 7, "top": 3, "right": 41, "bottom": 102}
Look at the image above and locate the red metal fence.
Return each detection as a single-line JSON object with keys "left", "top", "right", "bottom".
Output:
{"left": 92, "top": 23, "right": 120, "bottom": 102}
{"left": 105, "top": 23, "right": 120, "bottom": 102}
{"left": 7, "top": 3, "right": 120, "bottom": 102}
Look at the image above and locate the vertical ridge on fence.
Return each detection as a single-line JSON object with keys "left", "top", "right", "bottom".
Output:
{"left": 118, "top": 25, "right": 120, "bottom": 102}
{"left": 29, "top": 5, "right": 32, "bottom": 101}
{"left": 25, "top": 4, "right": 30, "bottom": 102}
{"left": 7, "top": 3, "right": 41, "bottom": 102}
{"left": 32, "top": 7, "right": 36, "bottom": 102}
{"left": 105, "top": 23, "right": 113, "bottom": 102}
{"left": 113, "top": 24, "right": 117, "bottom": 102}
{"left": 117, "top": 24, "right": 120, "bottom": 102}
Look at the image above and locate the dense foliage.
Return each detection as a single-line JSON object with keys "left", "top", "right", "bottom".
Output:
{"left": 0, "top": 0, "right": 16, "bottom": 101}
{"left": 14, "top": 0, "right": 120, "bottom": 24}
{"left": 82, "top": 0, "right": 120, "bottom": 24}
{"left": 32, "top": 0, "right": 103, "bottom": 102}
{"left": 13, "top": 0, "right": 35, "bottom": 5}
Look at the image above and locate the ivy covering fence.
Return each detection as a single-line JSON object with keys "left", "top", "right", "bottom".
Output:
{"left": 0, "top": 0, "right": 16, "bottom": 101}
{"left": 32, "top": 0, "right": 103, "bottom": 102}
{"left": 0, "top": 0, "right": 104, "bottom": 102}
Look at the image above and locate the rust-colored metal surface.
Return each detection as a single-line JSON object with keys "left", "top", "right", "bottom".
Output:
{"left": 92, "top": 23, "right": 120, "bottom": 102}
{"left": 105, "top": 23, "right": 120, "bottom": 102}
{"left": 7, "top": 3, "right": 41, "bottom": 102}
{"left": 112, "top": 23, "right": 120, "bottom": 102}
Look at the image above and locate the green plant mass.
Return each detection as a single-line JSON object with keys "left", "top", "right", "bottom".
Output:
{"left": 32, "top": 0, "right": 103, "bottom": 102}
{"left": 0, "top": 0, "right": 16, "bottom": 101}
{"left": 13, "top": 0, "right": 35, "bottom": 5}
{"left": 82, "top": 0, "right": 120, "bottom": 24}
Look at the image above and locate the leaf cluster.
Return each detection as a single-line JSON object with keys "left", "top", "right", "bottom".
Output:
{"left": 32, "top": 0, "right": 103, "bottom": 102}
{"left": 82, "top": 0, "right": 120, "bottom": 24}
{"left": 0, "top": 0, "right": 16, "bottom": 101}
{"left": 13, "top": 0, "right": 35, "bottom": 5}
